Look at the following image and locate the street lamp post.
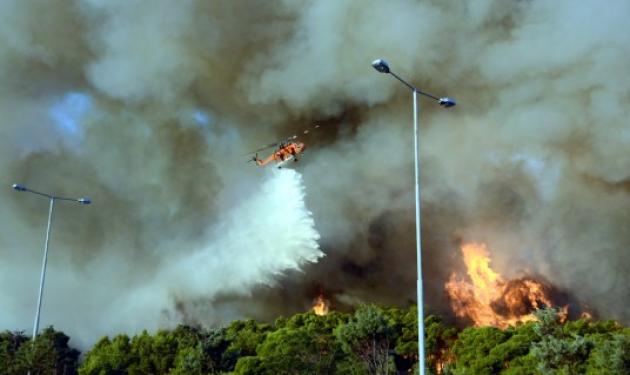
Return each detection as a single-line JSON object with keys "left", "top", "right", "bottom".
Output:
{"left": 11, "top": 183, "right": 91, "bottom": 342}
{"left": 371, "top": 59, "right": 455, "bottom": 375}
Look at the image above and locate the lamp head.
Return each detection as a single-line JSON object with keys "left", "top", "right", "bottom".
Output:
{"left": 77, "top": 198, "right": 91, "bottom": 205}
{"left": 439, "top": 97, "right": 456, "bottom": 108}
{"left": 12, "top": 183, "right": 26, "bottom": 192}
{"left": 371, "top": 59, "right": 390, "bottom": 73}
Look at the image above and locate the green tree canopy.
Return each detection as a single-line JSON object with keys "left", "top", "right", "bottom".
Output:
{"left": 335, "top": 304, "right": 397, "bottom": 375}
{"left": 5, "top": 327, "right": 80, "bottom": 375}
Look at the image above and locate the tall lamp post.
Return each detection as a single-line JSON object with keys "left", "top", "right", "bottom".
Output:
{"left": 371, "top": 59, "right": 455, "bottom": 375}
{"left": 11, "top": 183, "right": 91, "bottom": 342}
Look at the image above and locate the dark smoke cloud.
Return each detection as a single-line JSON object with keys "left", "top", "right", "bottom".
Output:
{"left": 1, "top": 0, "right": 628, "bottom": 346}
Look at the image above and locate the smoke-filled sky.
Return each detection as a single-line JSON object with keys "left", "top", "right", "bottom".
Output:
{"left": 1, "top": 0, "right": 628, "bottom": 347}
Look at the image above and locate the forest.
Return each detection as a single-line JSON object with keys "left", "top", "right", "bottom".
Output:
{"left": 1, "top": 305, "right": 629, "bottom": 374}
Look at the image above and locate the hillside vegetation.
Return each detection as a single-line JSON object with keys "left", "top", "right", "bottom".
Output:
{"left": 1, "top": 306, "right": 628, "bottom": 374}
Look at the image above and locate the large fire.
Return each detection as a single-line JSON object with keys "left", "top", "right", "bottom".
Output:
{"left": 312, "top": 294, "right": 330, "bottom": 316}
{"left": 445, "top": 243, "right": 567, "bottom": 328}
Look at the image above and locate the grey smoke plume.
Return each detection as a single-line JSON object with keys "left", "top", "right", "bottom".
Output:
{"left": 0, "top": 0, "right": 629, "bottom": 346}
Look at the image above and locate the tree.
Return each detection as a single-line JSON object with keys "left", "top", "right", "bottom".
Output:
{"left": 587, "top": 332, "right": 630, "bottom": 374}
{"left": 233, "top": 312, "right": 348, "bottom": 375}
{"left": 80, "top": 335, "right": 135, "bottom": 374}
{"left": 335, "top": 305, "right": 397, "bottom": 375}
{"left": 225, "top": 319, "right": 270, "bottom": 358}
{"left": 386, "top": 306, "right": 417, "bottom": 373}
{"left": 130, "top": 329, "right": 178, "bottom": 373}
{"left": 200, "top": 327, "right": 234, "bottom": 372}
{"left": 423, "top": 315, "right": 458, "bottom": 374}
{"left": 171, "top": 345, "right": 204, "bottom": 374}
{"left": 80, "top": 325, "right": 205, "bottom": 374}
{"left": 0, "top": 331, "right": 28, "bottom": 375}
{"left": 451, "top": 326, "right": 510, "bottom": 374}
{"left": 12, "top": 327, "right": 80, "bottom": 375}
{"left": 233, "top": 356, "right": 264, "bottom": 374}
{"left": 252, "top": 326, "right": 329, "bottom": 374}
{"left": 531, "top": 308, "right": 593, "bottom": 375}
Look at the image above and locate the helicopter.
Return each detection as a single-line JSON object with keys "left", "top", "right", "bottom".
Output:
{"left": 247, "top": 125, "right": 320, "bottom": 169}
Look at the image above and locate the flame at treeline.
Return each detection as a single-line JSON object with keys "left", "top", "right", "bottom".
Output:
{"left": 312, "top": 294, "right": 330, "bottom": 316}
{"left": 445, "top": 243, "right": 568, "bottom": 328}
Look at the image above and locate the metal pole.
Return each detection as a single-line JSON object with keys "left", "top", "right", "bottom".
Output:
{"left": 32, "top": 197, "right": 54, "bottom": 341}
{"left": 413, "top": 90, "right": 426, "bottom": 375}
{"left": 372, "top": 59, "right": 454, "bottom": 374}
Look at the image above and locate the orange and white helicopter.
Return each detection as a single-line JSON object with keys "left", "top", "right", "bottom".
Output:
{"left": 247, "top": 125, "right": 320, "bottom": 169}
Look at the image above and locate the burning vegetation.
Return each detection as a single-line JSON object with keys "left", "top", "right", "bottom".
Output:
{"left": 445, "top": 243, "right": 570, "bottom": 328}
{"left": 312, "top": 294, "right": 330, "bottom": 316}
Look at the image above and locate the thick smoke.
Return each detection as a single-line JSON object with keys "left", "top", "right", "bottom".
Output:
{"left": 0, "top": 0, "right": 628, "bottom": 346}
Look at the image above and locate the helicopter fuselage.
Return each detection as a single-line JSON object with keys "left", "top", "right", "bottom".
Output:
{"left": 255, "top": 141, "right": 305, "bottom": 168}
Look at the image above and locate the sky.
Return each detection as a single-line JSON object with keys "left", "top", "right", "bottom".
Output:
{"left": 0, "top": 0, "right": 628, "bottom": 347}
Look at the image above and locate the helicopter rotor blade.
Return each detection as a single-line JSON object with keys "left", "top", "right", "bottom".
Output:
{"left": 244, "top": 124, "right": 321, "bottom": 156}
{"left": 302, "top": 125, "right": 319, "bottom": 135}
{"left": 283, "top": 125, "right": 320, "bottom": 143}
{"left": 244, "top": 142, "right": 278, "bottom": 155}
{"left": 246, "top": 153, "right": 259, "bottom": 163}
{"left": 302, "top": 124, "right": 320, "bottom": 135}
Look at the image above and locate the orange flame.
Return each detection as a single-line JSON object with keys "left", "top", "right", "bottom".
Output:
{"left": 445, "top": 243, "right": 566, "bottom": 328}
{"left": 312, "top": 294, "right": 330, "bottom": 316}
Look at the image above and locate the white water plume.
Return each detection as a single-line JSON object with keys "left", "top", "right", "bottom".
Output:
{"left": 167, "top": 168, "right": 323, "bottom": 299}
